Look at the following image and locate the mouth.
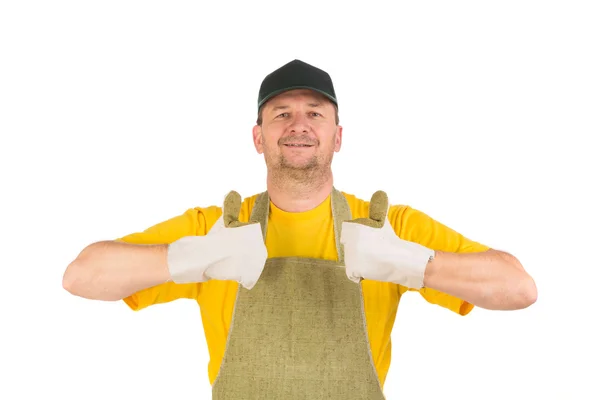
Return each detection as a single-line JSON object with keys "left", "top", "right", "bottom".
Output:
{"left": 283, "top": 144, "right": 314, "bottom": 148}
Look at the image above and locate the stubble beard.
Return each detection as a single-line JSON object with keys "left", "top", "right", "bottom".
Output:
{"left": 266, "top": 142, "right": 334, "bottom": 191}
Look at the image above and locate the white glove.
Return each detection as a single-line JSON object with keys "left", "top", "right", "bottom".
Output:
{"left": 340, "top": 198, "right": 434, "bottom": 289}
{"left": 167, "top": 215, "right": 267, "bottom": 290}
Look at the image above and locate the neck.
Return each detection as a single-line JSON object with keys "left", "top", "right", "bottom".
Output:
{"left": 266, "top": 169, "right": 334, "bottom": 212}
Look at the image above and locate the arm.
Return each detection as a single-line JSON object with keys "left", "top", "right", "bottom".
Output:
{"left": 62, "top": 206, "right": 216, "bottom": 303}
{"left": 423, "top": 248, "right": 537, "bottom": 311}
{"left": 389, "top": 204, "right": 537, "bottom": 313}
{"left": 62, "top": 240, "right": 172, "bottom": 301}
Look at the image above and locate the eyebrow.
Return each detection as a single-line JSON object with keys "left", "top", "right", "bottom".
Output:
{"left": 270, "top": 102, "right": 323, "bottom": 112}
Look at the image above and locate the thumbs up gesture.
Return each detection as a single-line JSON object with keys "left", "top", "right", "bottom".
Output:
{"left": 340, "top": 191, "right": 435, "bottom": 289}
{"left": 167, "top": 191, "right": 267, "bottom": 290}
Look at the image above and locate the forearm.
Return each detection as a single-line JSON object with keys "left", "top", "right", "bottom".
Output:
{"left": 423, "top": 249, "right": 537, "bottom": 310}
{"left": 62, "top": 240, "right": 172, "bottom": 301}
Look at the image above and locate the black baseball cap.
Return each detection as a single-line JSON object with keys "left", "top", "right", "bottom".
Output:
{"left": 257, "top": 59, "right": 338, "bottom": 112}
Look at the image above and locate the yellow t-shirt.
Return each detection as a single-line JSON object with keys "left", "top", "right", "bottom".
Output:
{"left": 116, "top": 191, "right": 489, "bottom": 389}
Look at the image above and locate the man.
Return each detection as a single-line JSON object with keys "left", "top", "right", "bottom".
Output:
{"left": 63, "top": 59, "right": 537, "bottom": 399}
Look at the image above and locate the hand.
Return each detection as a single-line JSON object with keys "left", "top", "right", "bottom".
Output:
{"left": 340, "top": 191, "right": 434, "bottom": 289}
{"left": 167, "top": 191, "right": 267, "bottom": 289}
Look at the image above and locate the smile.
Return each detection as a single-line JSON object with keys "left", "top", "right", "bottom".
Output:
{"left": 283, "top": 144, "right": 314, "bottom": 147}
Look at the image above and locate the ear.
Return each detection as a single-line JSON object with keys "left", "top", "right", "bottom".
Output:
{"left": 334, "top": 125, "right": 343, "bottom": 152}
{"left": 252, "top": 125, "right": 264, "bottom": 154}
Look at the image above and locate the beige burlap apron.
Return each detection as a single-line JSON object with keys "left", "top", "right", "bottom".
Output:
{"left": 211, "top": 188, "right": 387, "bottom": 400}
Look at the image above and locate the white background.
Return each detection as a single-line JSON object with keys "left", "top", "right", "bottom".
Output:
{"left": 1, "top": 1, "right": 599, "bottom": 399}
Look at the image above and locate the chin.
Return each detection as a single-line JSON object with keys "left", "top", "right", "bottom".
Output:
{"left": 281, "top": 163, "right": 313, "bottom": 171}
{"left": 283, "top": 157, "right": 318, "bottom": 169}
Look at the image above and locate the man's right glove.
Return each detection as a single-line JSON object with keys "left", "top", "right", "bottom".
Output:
{"left": 166, "top": 191, "right": 267, "bottom": 290}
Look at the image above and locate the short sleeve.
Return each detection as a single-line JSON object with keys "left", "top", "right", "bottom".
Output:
{"left": 116, "top": 206, "right": 222, "bottom": 311}
{"left": 388, "top": 205, "right": 490, "bottom": 315}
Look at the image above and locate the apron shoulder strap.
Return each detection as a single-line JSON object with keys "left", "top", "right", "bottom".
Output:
{"left": 331, "top": 187, "right": 352, "bottom": 263}
{"left": 242, "top": 187, "right": 364, "bottom": 263}
{"left": 248, "top": 191, "right": 269, "bottom": 241}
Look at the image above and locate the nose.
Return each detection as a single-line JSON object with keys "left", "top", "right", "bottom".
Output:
{"left": 288, "top": 113, "right": 310, "bottom": 134}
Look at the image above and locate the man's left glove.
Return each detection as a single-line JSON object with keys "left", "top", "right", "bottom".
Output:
{"left": 340, "top": 191, "right": 435, "bottom": 289}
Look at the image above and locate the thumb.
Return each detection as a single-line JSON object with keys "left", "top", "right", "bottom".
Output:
{"left": 368, "top": 190, "right": 388, "bottom": 224}
{"left": 223, "top": 191, "right": 242, "bottom": 227}
{"left": 340, "top": 190, "right": 390, "bottom": 229}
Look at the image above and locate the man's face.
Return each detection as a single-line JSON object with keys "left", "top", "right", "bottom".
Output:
{"left": 252, "top": 89, "right": 342, "bottom": 175}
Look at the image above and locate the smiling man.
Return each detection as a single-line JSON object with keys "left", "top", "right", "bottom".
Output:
{"left": 63, "top": 59, "right": 537, "bottom": 399}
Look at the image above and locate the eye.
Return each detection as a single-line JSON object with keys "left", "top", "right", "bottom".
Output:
{"left": 276, "top": 112, "right": 289, "bottom": 118}
{"left": 310, "top": 112, "right": 322, "bottom": 117}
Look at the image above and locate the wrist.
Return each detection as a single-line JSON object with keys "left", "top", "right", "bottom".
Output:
{"left": 423, "top": 250, "right": 439, "bottom": 287}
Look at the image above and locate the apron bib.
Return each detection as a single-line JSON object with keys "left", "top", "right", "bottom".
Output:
{"left": 212, "top": 188, "right": 387, "bottom": 400}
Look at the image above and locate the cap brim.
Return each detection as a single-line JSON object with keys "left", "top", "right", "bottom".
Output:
{"left": 258, "top": 86, "right": 338, "bottom": 110}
